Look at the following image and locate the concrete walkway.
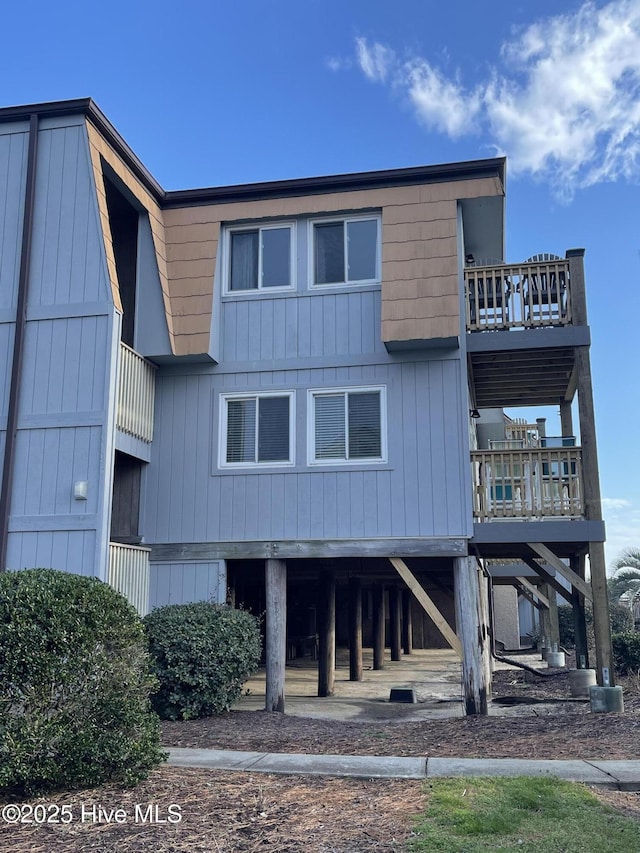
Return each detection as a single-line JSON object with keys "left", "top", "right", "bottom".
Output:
{"left": 166, "top": 748, "right": 640, "bottom": 791}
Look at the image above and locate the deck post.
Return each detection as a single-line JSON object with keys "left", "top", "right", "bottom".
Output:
{"left": 317, "top": 567, "right": 336, "bottom": 697}
{"left": 348, "top": 576, "right": 363, "bottom": 681}
{"left": 568, "top": 249, "right": 614, "bottom": 686}
{"left": 546, "top": 584, "right": 560, "bottom": 648}
{"left": 372, "top": 583, "right": 385, "bottom": 670}
{"left": 454, "top": 556, "right": 490, "bottom": 715}
{"left": 265, "top": 558, "right": 287, "bottom": 712}
{"left": 402, "top": 589, "right": 413, "bottom": 654}
{"left": 389, "top": 586, "right": 402, "bottom": 661}
{"left": 571, "top": 555, "right": 590, "bottom": 668}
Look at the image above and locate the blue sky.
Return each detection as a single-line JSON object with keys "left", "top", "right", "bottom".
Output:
{"left": 2, "top": 0, "right": 639, "bottom": 568}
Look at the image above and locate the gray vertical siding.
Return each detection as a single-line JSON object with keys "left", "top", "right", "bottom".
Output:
{"left": 3, "top": 117, "right": 119, "bottom": 578}
{"left": 149, "top": 560, "right": 226, "bottom": 608}
{"left": 221, "top": 288, "right": 385, "bottom": 364}
{"left": 143, "top": 354, "right": 471, "bottom": 545}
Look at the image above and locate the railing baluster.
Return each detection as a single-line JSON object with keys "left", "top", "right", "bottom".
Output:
{"left": 471, "top": 447, "right": 583, "bottom": 521}
{"left": 116, "top": 343, "right": 156, "bottom": 443}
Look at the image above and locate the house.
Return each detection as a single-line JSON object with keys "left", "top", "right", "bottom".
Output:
{"left": 0, "top": 98, "right": 612, "bottom": 715}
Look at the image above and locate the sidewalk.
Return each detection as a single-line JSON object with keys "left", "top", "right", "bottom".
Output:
{"left": 166, "top": 747, "right": 640, "bottom": 791}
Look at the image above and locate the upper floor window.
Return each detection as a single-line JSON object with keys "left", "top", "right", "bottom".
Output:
{"left": 220, "top": 392, "right": 294, "bottom": 467}
{"left": 311, "top": 215, "right": 380, "bottom": 287}
{"left": 309, "top": 386, "right": 386, "bottom": 464}
{"left": 226, "top": 224, "right": 294, "bottom": 293}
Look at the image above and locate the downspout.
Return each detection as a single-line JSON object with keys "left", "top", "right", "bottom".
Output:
{"left": 0, "top": 114, "right": 39, "bottom": 571}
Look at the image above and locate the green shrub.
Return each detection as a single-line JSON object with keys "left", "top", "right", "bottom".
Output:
{"left": 0, "top": 569, "right": 165, "bottom": 796}
{"left": 557, "top": 605, "right": 575, "bottom": 648}
{"left": 144, "top": 602, "right": 261, "bottom": 720}
{"left": 609, "top": 602, "right": 634, "bottom": 634}
{"left": 612, "top": 632, "right": 640, "bottom": 675}
{"left": 556, "top": 602, "right": 633, "bottom": 651}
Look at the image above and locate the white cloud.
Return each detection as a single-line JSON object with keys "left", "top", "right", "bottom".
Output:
{"left": 326, "top": 56, "right": 351, "bottom": 73}
{"left": 352, "top": 1, "right": 640, "bottom": 195}
{"left": 405, "top": 60, "right": 482, "bottom": 137}
{"left": 355, "top": 37, "right": 395, "bottom": 83}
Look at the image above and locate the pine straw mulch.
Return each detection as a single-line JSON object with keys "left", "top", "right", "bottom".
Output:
{"left": 3, "top": 668, "right": 640, "bottom": 852}
{"left": 0, "top": 768, "right": 421, "bottom": 853}
{"left": 161, "top": 669, "right": 640, "bottom": 761}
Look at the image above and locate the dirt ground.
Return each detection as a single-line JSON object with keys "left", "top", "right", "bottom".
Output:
{"left": 2, "top": 662, "right": 640, "bottom": 852}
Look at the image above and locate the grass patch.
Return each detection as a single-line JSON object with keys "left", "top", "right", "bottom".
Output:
{"left": 410, "top": 776, "right": 640, "bottom": 852}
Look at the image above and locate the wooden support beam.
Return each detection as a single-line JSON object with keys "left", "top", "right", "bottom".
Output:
{"left": 372, "top": 583, "right": 385, "bottom": 670}
{"left": 389, "top": 586, "right": 402, "bottom": 661}
{"left": 265, "top": 558, "right": 287, "bottom": 713}
{"left": 348, "top": 576, "right": 363, "bottom": 682}
{"left": 515, "top": 576, "right": 550, "bottom": 608}
{"left": 317, "top": 568, "right": 336, "bottom": 697}
{"left": 527, "top": 543, "right": 592, "bottom": 601}
{"left": 389, "top": 558, "right": 462, "bottom": 658}
{"left": 521, "top": 556, "right": 573, "bottom": 604}
{"left": 516, "top": 584, "right": 545, "bottom": 612}
{"left": 402, "top": 589, "right": 413, "bottom": 655}
{"left": 454, "top": 556, "right": 490, "bottom": 715}
{"left": 571, "top": 555, "right": 590, "bottom": 668}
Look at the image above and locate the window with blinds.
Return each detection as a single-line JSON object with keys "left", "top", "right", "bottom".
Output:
{"left": 222, "top": 393, "right": 293, "bottom": 466}
{"left": 310, "top": 387, "right": 385, "bottom": 463}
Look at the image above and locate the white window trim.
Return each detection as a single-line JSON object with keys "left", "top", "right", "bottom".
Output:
{"left": 308, "top": 214, "right": 381, "bottom": 289}
{"left": 223, "top": 222, "right": 296, "bottom": 295}
{"left": 307, "top": 385, "right": 387, "bottom": 466}
{"left": 219, "top": 390, "right": 296, "bottom": 468}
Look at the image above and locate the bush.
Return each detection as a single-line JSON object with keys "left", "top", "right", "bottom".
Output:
{"left": 144, "top": 602, "right": 261, "bottom": 720}
{"left": 558, "top": 605, "right": 575, "bottom": 648}
{"left": 612, "top": 632, "right": 640, "bottom": 675}
{"left": 556, "top": 602, "right": 633, "bottom": 651}
{"left": 0, "top": 569, "right": 164, "bottom": 796}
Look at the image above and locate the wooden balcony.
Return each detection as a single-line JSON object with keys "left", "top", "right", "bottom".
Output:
{"left": 108, "top": 542, "right": 150, "bottom": 616}
{"left": 117, "top": 342, "right": 156, "bottom": 443}
{"left": 472, "top": 447, "right": 583, "bottom": 521}
{"left": 464, "top": 259, "right": 572, "bottom": 332}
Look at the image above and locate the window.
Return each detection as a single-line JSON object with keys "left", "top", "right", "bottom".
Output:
{"left": 309, "top": 387, "right": 386, "bottom": 463}
{"left": 220, "top": 392, "right": 294, "bottom": 467}
{"left": 226, "top": 224, "right": 294, "bottom": 292}
{"left": 312, "top": 216, "right": 380, "bottom": 286}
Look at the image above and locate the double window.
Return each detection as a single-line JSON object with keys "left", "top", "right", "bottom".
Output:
{"left": 311, "top": 215, "right": 380, "bottom": 286}
{"left": 219, "top": 386, "right": 386, "bottom": 468}
{"left": 226, "top": 224, "right": 294, "bottom": 292}
{"left": 223, "top": 214, "right": 380, "bottom": 293}
{"left": 220, "top": 392, "right": 294, "bottom": 467}
{"left": 309, "top": 387, "right": 386, "bottom": 464}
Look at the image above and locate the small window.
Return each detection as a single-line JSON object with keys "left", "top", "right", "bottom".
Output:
{"left": 221, "top": 392, "right": 294, "bottom": 466}
{"left": 227, "top": 224, "right": 293, "bottom": 292}
{"left": 312, "top": 216, "right": 379, "bottom": 286}
{"left": 309, "top": 387, "right": 385, "bottom": 464}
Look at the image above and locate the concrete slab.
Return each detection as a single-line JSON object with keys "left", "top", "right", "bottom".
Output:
{"left": 166, "top": 748, "right": 268, "bottom": 771}
{"left": 426, "top": 758, "right": 616, "bottom": 787}
{"left": 166, "top": 748, "right": 427, "bottom": 779}
{"left": 236, "top": 753, "right": 427, "bottom": 780}
{"left": 588, "top": 761, "right": 640, "bottom": 791}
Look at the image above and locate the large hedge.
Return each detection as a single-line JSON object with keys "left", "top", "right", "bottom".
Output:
{"left": 0, "top": 569, "right": 165, "bottom": 795}
{"left": 557, "top": 602, "right": 633, "bottom": 649}
{"left": 612, "top": 632, "right": 640, "bottom": 675}
{"left": 144, "top": 602, "right": 261, "bottom": 720}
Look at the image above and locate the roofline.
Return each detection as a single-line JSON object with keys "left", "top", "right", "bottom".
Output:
{"left": 0, "top": 98, "right": 506, "bottom": 207}
{"left": 164, "top": 158, "right": 506, "bottom": 207}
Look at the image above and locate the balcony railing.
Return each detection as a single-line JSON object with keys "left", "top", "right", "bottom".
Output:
{"left": 108, "top": 542, "right": 150, "bottom": 616}
{"left": 464, "top": 259, "right": 572, "bottom": 332}
{"left": 117, "top": 342, "right": 156, "bottom": 443}
{"left": 472, "top": 448, "right": 583, "bottom": 521}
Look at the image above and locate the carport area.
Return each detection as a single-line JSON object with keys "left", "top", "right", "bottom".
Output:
{"left": 234, "top": 647, "right": 465, "bottom": 721}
